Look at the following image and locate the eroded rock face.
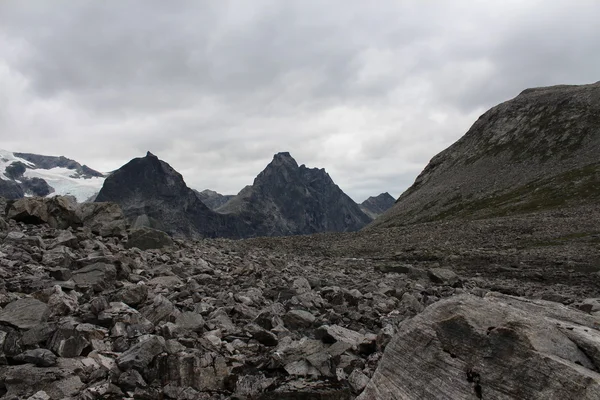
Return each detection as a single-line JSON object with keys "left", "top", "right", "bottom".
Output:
{"left": 359, "top": 293, "right": 600, "bottom": 400}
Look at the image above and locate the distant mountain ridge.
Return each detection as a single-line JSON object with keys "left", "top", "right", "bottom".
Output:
{"left": 360, "top": 192, "right": 395, "bottom": 219}
{"left": 372, "top": 81, "right": 600, "bottom": 229}
{"left": 0, "top": 149, "right": 105, "bottom": 201}
{"left": 194, "top": 189, "right": 235, "bottom": 210}
{"left": 95, "top": 151, "right": 372, "bottom": 238}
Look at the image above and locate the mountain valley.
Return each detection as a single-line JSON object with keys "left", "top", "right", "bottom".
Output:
{"left": 1, "top": 81, "right": 600, "bottom": 399}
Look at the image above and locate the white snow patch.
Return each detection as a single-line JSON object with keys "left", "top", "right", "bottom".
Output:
{"left": 1, "top": 149, "right": 106, "bottom": 202}
{"left": 23, "top": 167, "right": 105, "bottom": 202}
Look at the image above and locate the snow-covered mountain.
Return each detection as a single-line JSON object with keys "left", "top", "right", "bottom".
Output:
{"left": 0, "top": 149, "right": 106, "bottom": 202}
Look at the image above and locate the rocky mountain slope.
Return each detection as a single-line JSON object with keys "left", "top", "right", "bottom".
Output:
{"left": 0, "top": 150, "right": 105, "bottom": 202}
{"left": 372, "top": 82, "right": 600, "bottom": 228}
{"left": 217, "top": 152, "right": 372, "bottom": 236}
{"left": 359, "top": 193, "right": 395, "bottom": 219}
{"left": 94, "top": 152, "right": 247, "bottom": 239}
{"left": 194, "top": 189, "right": 235, "bottom": 210}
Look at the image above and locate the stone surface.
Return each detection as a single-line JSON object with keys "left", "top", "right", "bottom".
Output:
{"left": 125, "top": 227, "right": 174, "bottom": 250}
{"left": 7, "top": 196, "right": 81, "bottom": 229}
{"left": 2, "top": 130, "right": 600, "bottom": 400}
{"left": 428, "top": 267, "right": 461, "bottom": 287}
{"left": 359, "top": 293, "right": 600, "bottom": 400}
{"left": 14, "top": 348, "right": 57, "bottom": 367}
{"left": 0, "top": 298, "right": 50, "bottom": 329}
{"left": 284, "top": 309, "right": 316, "bottom": 329}
{"left": 77, "top": 201, "right": 128, "bottom": 237}
{"left": 117, "top": 335, "right": 166, "bottom": 370}
{"left": 72, "top": 262, "right": 117, "bottom": 292}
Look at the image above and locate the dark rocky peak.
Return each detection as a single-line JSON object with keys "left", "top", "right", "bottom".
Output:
{"left": 273, "top": 151, "right": 296, "bottom": 162}
{"left": 254, "top": 152, "right": 335, "bottom": 191}
{"left": 254, "top": 152, "right": 301, "bottom": 187}
{"left": 95, "top": 153, "right": 245, "bottom": 238}
{"left": 218, "top": 152, "right": 372, "bottom": 236}
{"left": 360, "top": 192, "right": 396, "bottom": 219}
{"left": 299, "top": 164, "right": 335, "bottom": 186}
{"left": 362, "top": 192, "right": 395, "bottom": 207}
{"left": 95, "top": 153, "right": 200, "bottom": 205}
{"left": 194, "top": 189, "right": 235, "bottom": 210}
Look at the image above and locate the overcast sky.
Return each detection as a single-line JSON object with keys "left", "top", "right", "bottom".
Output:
{"left": 1, "top": 1, "right": 599, "bottom": 202}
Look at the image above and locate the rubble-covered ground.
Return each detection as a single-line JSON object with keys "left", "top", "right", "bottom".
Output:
{"left": 0, "top": 199, "right": 599, "bottom": 399}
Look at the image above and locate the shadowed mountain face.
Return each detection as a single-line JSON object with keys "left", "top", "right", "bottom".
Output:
{"left": 217, "top": 152, "right": 372, "bottom": 236}
{"left": 360, "top": 192, "right": 395, "bottom": 219}
{"left": 372, "top": 82, "right": 600, "bottom": 229}
{"left": 194, "top": 189, "right": 235, "bottom": 210}
{"left": 94, "top": 152, "right": 247, "bottom": 238}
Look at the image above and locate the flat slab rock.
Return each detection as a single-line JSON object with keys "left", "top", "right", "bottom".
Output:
{"left": 0, "top": 298, "right": 50, "bottom": 329}
{"left": 359, "top": 293, "right": 600, "bottom": 400}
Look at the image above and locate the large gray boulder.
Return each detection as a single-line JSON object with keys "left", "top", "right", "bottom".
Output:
{"left": 76, "top": 201, "right": 128, "bottom": 237}
{"left": 6, "top": 196, "right": 81, "bottom": 229}
{"left": 125, "top": 227, "right": 174, "bottom": 250}
{"left": 71, "top": 263, "right": 117, "bottom": 292}
{"left": 359, "top": 293, "right": 600, "bottom": 400}
{"left": 0, "top": 298, "right": 50, "bottom": 330}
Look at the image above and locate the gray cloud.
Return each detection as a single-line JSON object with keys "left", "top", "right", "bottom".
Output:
{"left": 0, "top": 0, "right": 599, "bottom": 202}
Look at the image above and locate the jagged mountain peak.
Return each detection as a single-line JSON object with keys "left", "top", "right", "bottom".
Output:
{"left": 360, "top": 192, "right": 396, "bottom": 219}
{"left": 218, "top": 152, "right": 371, "bottom": 236}
{"left": 255, "top": 152, "right": 335, "bottom": 188}
{"left": 95, "top": 152, "right": 246, "bottom": 238}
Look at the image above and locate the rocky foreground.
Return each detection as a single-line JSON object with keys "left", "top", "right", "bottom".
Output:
{"left": 1, "top": 197, "right": 600, "bottom": 399}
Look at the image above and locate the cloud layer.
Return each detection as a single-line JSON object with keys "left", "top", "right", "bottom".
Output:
{"left": 1, "top": 0, "right": 599, "bottom": 201}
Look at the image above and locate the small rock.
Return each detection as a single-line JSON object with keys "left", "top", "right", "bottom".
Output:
{"left": 126, "top": 227, "right": 174, "bottom": 250}
{"left": 175, "top": 311, "right": 205, "bottom": 332}
{"left": 348, "top": 369, "right": 370, "bottom": 393}
{"left": 14, "top": 348, "right": 57, "bottom": 367}
{"left": 117, "top": 335, "right": 166, "bottom": 370}
{"left": 427, "top": 268, "right": 461, "bottom": 287}
{"left": 245, "top": 323, "right": 278, "bottom": 346}
{"left": 283, "top": 309, "right": 316, "bottom": 329}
